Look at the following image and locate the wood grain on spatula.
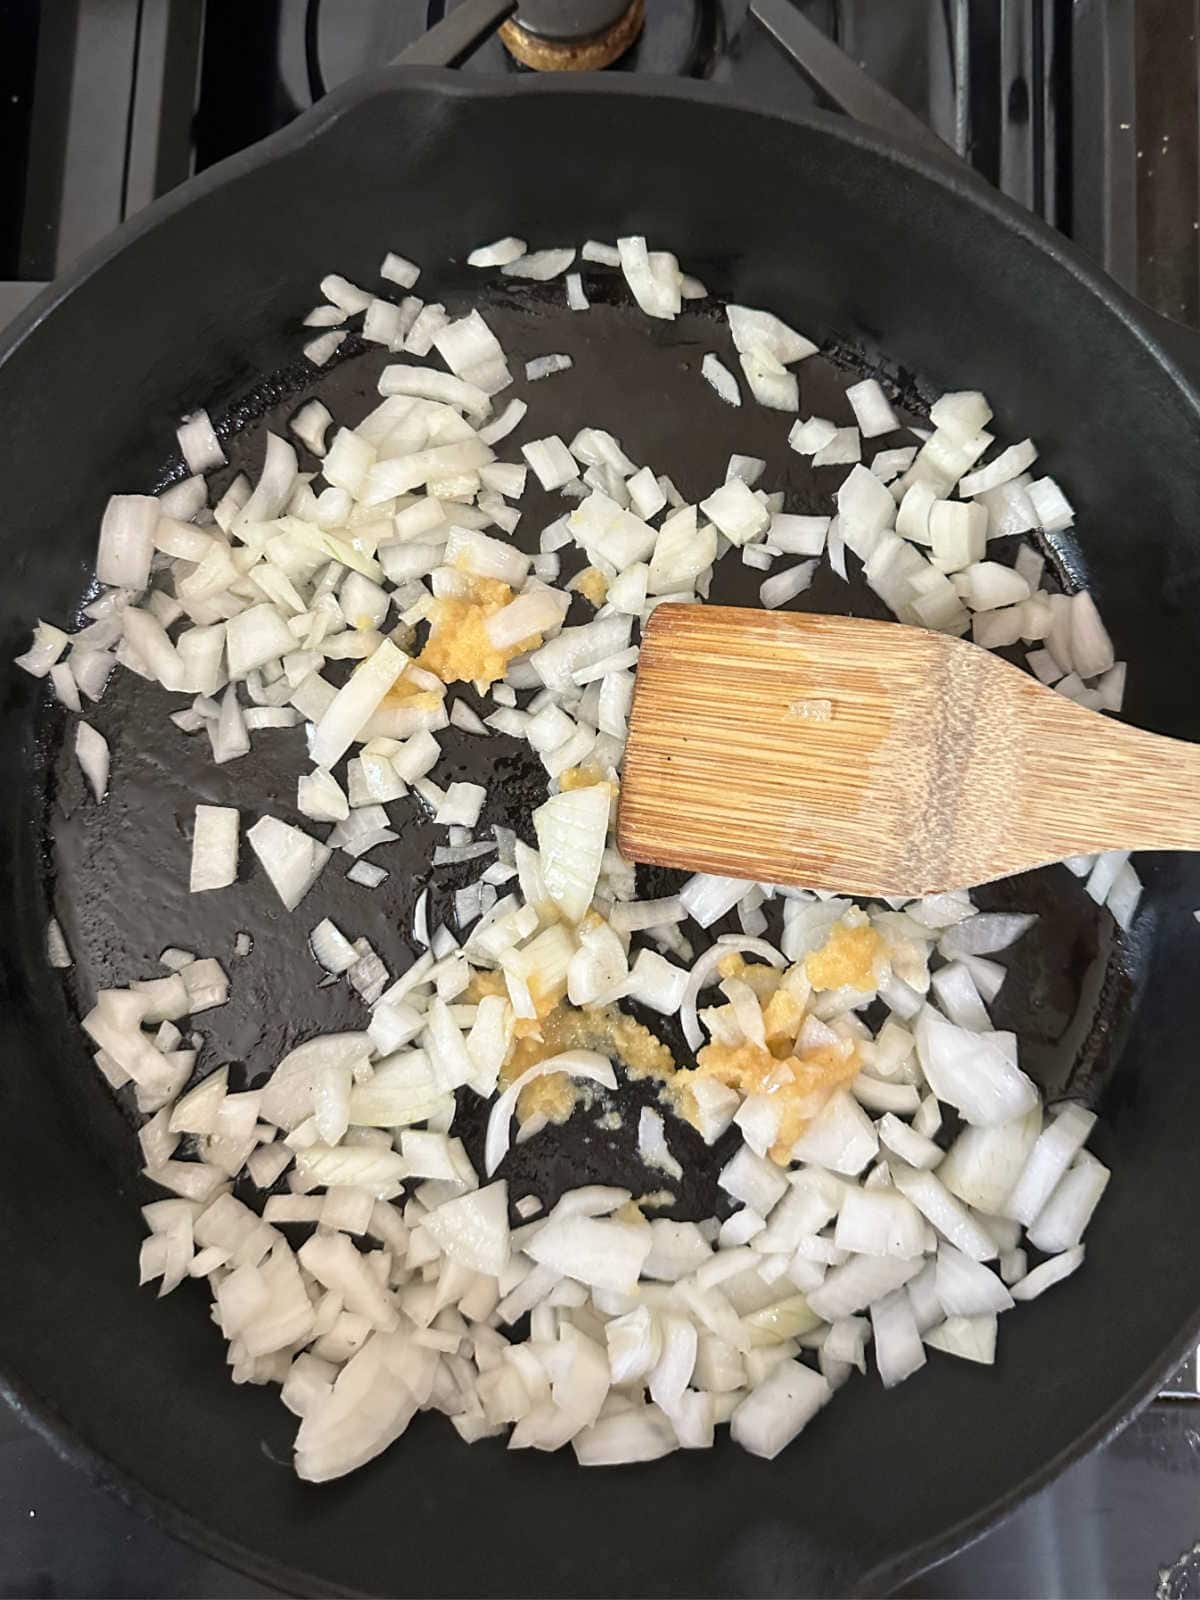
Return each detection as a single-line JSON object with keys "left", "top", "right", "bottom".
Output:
{"left": 617, "top": 604, "right": 1200, "bottom": 899}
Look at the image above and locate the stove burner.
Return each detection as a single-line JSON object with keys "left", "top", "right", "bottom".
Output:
{"left": 471, "top": 0, "right": 721, "bottom": 79}
{"left": 500, "top": 0, "right": 644, "bottom": 70}
{"left": 510, "top": 0, "right": 632, "bottom": 39}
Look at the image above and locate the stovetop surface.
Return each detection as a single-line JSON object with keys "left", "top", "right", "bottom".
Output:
{"left": 3, "top": 2, "right": 1200, "bottom": 1595}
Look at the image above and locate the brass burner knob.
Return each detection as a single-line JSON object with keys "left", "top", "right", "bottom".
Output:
{"left": 500, "top": 0, "right": 646, "bottom": 71}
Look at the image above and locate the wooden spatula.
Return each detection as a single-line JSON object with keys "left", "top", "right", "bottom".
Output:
{"left": 617, "top": 603, "right": 1200, "bottom": 899}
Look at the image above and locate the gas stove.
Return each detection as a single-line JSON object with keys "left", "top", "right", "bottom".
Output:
{"left": 3, "top": 3, "right": 1200, "bottom": 1596}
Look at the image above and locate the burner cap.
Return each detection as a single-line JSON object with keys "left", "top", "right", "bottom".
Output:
{"left": 501, "top": 0, "right": 645, "bottom": 70}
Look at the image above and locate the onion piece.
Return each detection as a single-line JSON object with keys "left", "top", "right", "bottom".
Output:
{"left": 834, "top": 1187, "right": 926, "bottom": 1258}
{"left": 45, "top": 915, "right": 72, "bottom": 969}
{"left": 310, "top": 918, "right": 358, "bottom": 975}
{"left": 871, "top": 1287, "right": 926, "bottom": 1387}
{"left": 502, "top": 248, "right": 575, "bottom": 282}
{"left": 303, "top": 330, "right": 346, "bottom": 367}
{"left": 789, "top": 416, "right": 837, "bottom": 456}
{"left": 176, "top": 409, "right": 226, "bottom": 474}
{"left": 730, "top": 1360, "right": 831, "bottom": 1459}
{"left": 523, "top": 436, "right": 579, "bottom": 492}
{"left": 1106, "top": 860, "right": 1142, "bottom": 930}
{"left": 209, "top": 685, "right": 250, "bottom": 766}
{"left": 1069, "top": 590, "right": 1115, "bottom": 679}
{"left": 889, "top": 1162, "right": 998, "bottom": 1262}
{"left": 1027, "top": 475, "right": 1074, "bottom": 532}
{"left": 158, "top": 477, "right": 208, "bottom": 523}
{"left": 760, "top": 560, "right": 817, "bottom": 610}
{"left": 521, "top": 352, "right": 572, "bottom": 382}
{"left": 97, "top": 495, "right": 158, "bottom": 589}
{"left": 1025, "top": 1150, "right": 1110, "bottom": 1254}
{"left": 346, "top": 860, "right": 387, "bottom": 889}
{"left": 310, "top": 640, "right": 407, "bottom": 770}
{"left": 377, "top": 366, "right": 491, "bottom": 421}
{"left": 47, "top": 663, "right": 80, "bottom": 712}
{"left": 14, "top": 620, "right": 69, "bottom": 679}
{"left": 246, "top": 816, "right": 331, "bottom": 911}
{"left": 915, "top": 1007, "right": 1037, "bottom": 1127}
{"left": 477, "top": 398, "right": 527, "bottom": 447}
{"left": 814, "top": 429, "right": 862, "bottom": 469}
{"left": 680, "top": 935, "right": 784, "bottom": 1051}
{"left": 727, "top": 305, "right": 816, "bottom": 366}
{"left": 525, "top": 1211, "right": 652, "bottom": 1295}
{"left": 533, "top": 784, "right": 610, "bottom": 922}
{"left": 320, "top": 274, "right": 370, "bottom": 313}
{"left": 289, "top": 399, "right": 332, "bottom": 458}
{"left": 302, "top": 303, "right": 344, "bottom": 328}
{"left": 485, "top": 1051, "right": 616, "bottom": 1175}
{"left": 190, "top": 804, "right": 238, "bottom": 892}
{"left": 701, "top": 354, "right": 741, "bottom": 406}
{"left": 574, "top": 1407, "right": 678, "bottom": 1466}
{"left": 789, "top": 1090, "right": 878, "bottom": 1175}
{"left": 934, "top": 1243, "right": 1013, "bottom": 1316}
{"left": 870, "top": 446, "right": 917, "bottom": 485}
{"left": 924, "top": 1314, "right": 997, "bottom": 1364}
{"left": 640, "top": 1107, "right": 684, "bottom": 1184}
{"left": 739, "top": 352, "right": 799, "bottom": 409}
{"left": 435, "top": 782, "right": 486, "bottom": 828}
{"left": 1009, "top": 1244, "right": 1085, "bottom": 1301}
{"left": 846, "top": 379, "right": 898, "bottom": 438}
{"left": 380, "top": 251, "right": 420, "bottom": 288}
{"left": 1003, "top": 1102, "right": 1096, "bottom": 1226}
{"left": 938, "top": 912, "right": 1036, "bottom": 959}
{"left": 959, "top": 440, "right": 1038, "bottom": 497}
{"left": 423, "top": 1182, "right": 510, "bottom": 1276}
{"left": 937, "top": 1105, "right": 1041, "bottom": 1214}
{"left": 700, "top": 480, "right": 770, "bottom": 546}
{"left": 75, "top": 722, "right": 110, "bottom": 801}
{"left": 432, "top": 310, "right": 511, "bottom": 393}
{"left": 679, "top": 872, "right": 756, "bottom": 929}
{"left": 468, "top": 236, "right": 527, "bottom": 268}
{"left": 236, "top": 434, "right": 297, "bottom": 530}
{"left": 617, "top": 236, "right": 680, "bottom": 320}
{"left": 769, "top": 514, "right": 829, "bottom": 557}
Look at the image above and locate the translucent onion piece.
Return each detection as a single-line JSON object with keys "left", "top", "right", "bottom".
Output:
{"left": 485, "top": 1051, "right": 615, "bottom": 1175}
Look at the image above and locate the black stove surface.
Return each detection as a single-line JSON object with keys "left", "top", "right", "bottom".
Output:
{"left": 3, "top": 2, "right": 1200, "bottom": 1595}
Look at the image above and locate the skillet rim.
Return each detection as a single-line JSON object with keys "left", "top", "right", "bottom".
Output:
{"left": 2, "top": 63, "right": 1199, "bottom": 1600}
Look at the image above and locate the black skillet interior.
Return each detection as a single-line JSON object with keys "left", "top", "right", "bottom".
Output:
{"left": 2, "top": 70, "right": 1200, "bottom": 1599}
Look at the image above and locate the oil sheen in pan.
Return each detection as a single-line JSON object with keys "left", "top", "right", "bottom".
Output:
{"left": 44, "top": 280, "right": 1143, "bottom": 1217}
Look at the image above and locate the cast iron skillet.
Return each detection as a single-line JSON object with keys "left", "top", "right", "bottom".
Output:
{"left": 3, "top": 63, "right": 1200, "bottom": 1600}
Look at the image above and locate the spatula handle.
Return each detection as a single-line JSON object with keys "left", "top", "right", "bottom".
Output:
{"left": 1021, "top": 711, "right": 1200, "bottom": 858}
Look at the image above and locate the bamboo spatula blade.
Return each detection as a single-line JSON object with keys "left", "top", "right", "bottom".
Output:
{"left": 617, "top": 604, "right": 1200, "bottom": 899}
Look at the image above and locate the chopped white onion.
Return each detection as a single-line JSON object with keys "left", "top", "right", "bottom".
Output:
{"left": 246, "top": 816, "right": 331, "bottom": 911}
{"left": 846, "top": 378, "right": 898, "bottom": 438}
{"left": 915, "top": 1007, "right": 1038, "bottom": 1127}
{"left": 14, "top": 620, "right": 69, "bottom": 679}
{"left": 176, "top": 409, "right": 226, "bottom": 474}
{"left": 97, "top": 495, "right": 158, "bottom": 590}
{"left": 303, "top": 330, "right": 346, "bottom": 367}
{"left": 760, "top": 560, "right": 817, "bottom": 610}
{"left": 380, "top": 251, "right": 420, "bottom": 288}
{"left": 190, "top": 805, "right": 238, "bottom": 893}
{"left": 701, "top": 354, "right": 741, "bottom": 406}
{"left": 503, "top": 248, "right": 575, "bottom": 282}
{"left": 75, "top": 721, "right": 110, "bottom": 801}
{"left": 522, "top": 436, "right": 578, "bottom": 492}
{"left": 468, "top": 236, "right": 526, "bottom": 268}
{"left": 1010, "top": 1244, "right": 1084, "bottom": 1301}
